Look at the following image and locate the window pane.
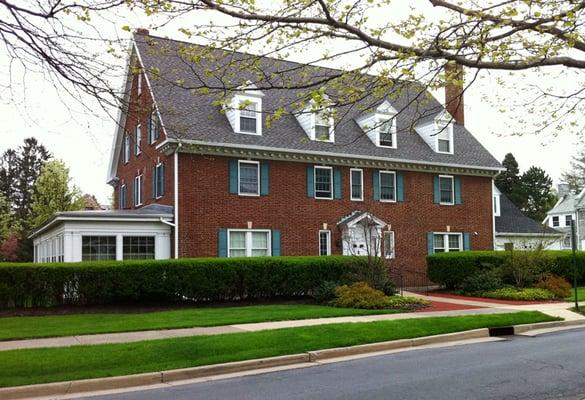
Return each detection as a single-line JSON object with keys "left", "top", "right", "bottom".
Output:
{"left": 239, "top": 162, "right": 259, "bottom": 194}
{"left": 438, "top": 139, "right": 450, "bottom": 152}
{"left": 448, "top": 235, "right": 460, "bottom": 251}
{"left": 380, "top": 172, "right": 395, "bottom": 201}
{"left": 315, "top": 124, "right": 330, "bottom": 140}
{"left": 379, "top": 120, "right": 394, "bottom": 146}
{"left": 315, "top": 168, "right": 332, "bottom": 198}
{"left": 433, "top": 234, "right": 444, "bottom": 251}
{"left": 319, "top": 231, "right": 330, "bottom": 256}
{"left": 229, "top": 232, "right": 246, "bottom": 249}
{"left": 351, "top": 170, "right": 362, "bottom": 199}
{"left": 251, "top": 232, "right": 268, "bottom": 249}
{"left": 240, "top": 117, "right": 257, "bottom": 133}
{"left": 123, "top": 237, "right": 155, "bottom": 260}
{"left": 439, "top": 177, "right": 453, "bottom": 203}
{"left": 82, "top": 236, "right": 116, "bottom": 261}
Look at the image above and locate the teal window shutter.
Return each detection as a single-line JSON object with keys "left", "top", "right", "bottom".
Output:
{"left": 372, "top": 170, "right": 380, "bottom": 201}
{"left": 160, "top": 164, "right": 165, "bottom": 196}
{"left": 272, "top": 230, "right": 281, "bottom": 256}
{"left": 334, "top": 167, "right": 342, "bottom": 199}
{"left": 218, "top": 229, "right": 228, "bottom": 257}
{"left": 463, "top": 232, "right": 471, "bottom": 251}
{"left": 454, "top": 176, "right": 462, "bottom": 204}
{"left": 307, "top": 166, "right": 315, "bottom": 198}
{"left": 396, "top": 173, "right": 405, "bottom": 202}
{"left": 228, "top": 160, "right": 238, "bottom": 194}
{"left": 433, "top": 176, "right": 440, "bottom": 204}
{"left": 152, "top": 166, "right": 156, "bottom": 198}
{"left": 427, "top": 232, "right": 435, "bottom": 255}
{"left": 260, "top": 161, "right": 270, "bottom": 196}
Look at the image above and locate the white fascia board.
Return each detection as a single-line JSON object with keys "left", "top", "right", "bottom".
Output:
{"left": 163, "top": 138, "right": 504, "bottom": 173}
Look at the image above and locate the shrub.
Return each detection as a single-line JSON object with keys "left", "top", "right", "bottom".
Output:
{"left": 343, "top": 256, "right": 394, "bottom": 293}
{"left": 535, "top": 274, "right": 571, "bottom": 299}
{"left": 313, "top": 281, "right": 338, "bottom": 304}
{"left": 330, "top": 282, "right": 431, "bottom": 311}
{"left": 331, "top": 282, "right": 389, "bottom": 309}
{"left": 428, "top": 250, "right": 585, "bottom": 288}
{"left": 502, "top": 250, "right": 551, "bottom": 288}
{"left": 480, "top": 287, "right": 555, "bottom": 301}
{"left": 0, "top": 256, "right": 357, "bottom": 309}
{"left": 461, "top": 270, "right": 503, "bottom": 293}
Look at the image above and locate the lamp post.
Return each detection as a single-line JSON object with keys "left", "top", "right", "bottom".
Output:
{"left": 572, "top": 217, "right": 579, "bottom": 311}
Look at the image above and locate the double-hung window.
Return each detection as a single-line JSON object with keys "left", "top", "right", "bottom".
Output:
{"left": 439, "top": 175, "right": 454, "bottom": 205}
{"left": 238, "top": 161, "right": 260, "bottom": 196}
{"left": 228, "top": 230, "right": 270, "bottom": 257}
{"left": 437, "top": 124, "right": 453, "bottom": 153}
{"left": 383, "top": 231, "right": 395, "bottom": 259}
{"left": 565, "top": 215, "right": 573, "bottom": 227}
{"left": 133, "top": 174, "right": 143, "bottom": 207}
{"left": 315, "top": 112, "right": 331, "bottom": 141}
{"left": 552, "top": 216, "right": 560, "bottom": 227}
{"left": 319, "top": 230, "right": 331, "bottom": 256}
{"left": 350, "top": 168, "right": 363, "bottom": 201}
{"left": 380, "top": 171, "right": 396, "bottom": 202}
{"left": 119, "top": 183, "right": 127, "bottom": 209}
{"left": 239, "top": 101, "right": 258, "bottom": 134}
{"left": 433, "top": 233, "right": 462, "bottom": 253}
{"left": 137, "top": 73, "right": 142, "bottom": 96}
{"left": 314, "top": 166, "right": 333, "bottom": 199}
{"left": 148, "top": 111, "right": 160, "bottom": 144}
{"left": 379, "top": 118, "right": 396, "bottom": 147}
{"left": 154, "top": 163, "right": 165, "bottom": 198}
{"left": 135, "top": 125, "right": 141, "bottom": 155}
{"left": 124, "top": 135, "right": 131, "bottom": 163}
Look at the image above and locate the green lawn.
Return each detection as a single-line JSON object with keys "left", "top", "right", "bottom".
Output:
{"left": 0, "top": 305, "right": 401, "bottom": 341}
{"left": 0, "top": 311, "right": 558, "bottom": 388}
{"left": 566, "top": 287, "right": 585, "bottom": 302}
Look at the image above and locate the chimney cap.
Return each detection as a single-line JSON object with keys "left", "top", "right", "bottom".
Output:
{"left": 135, "top": 28, "right": 150, "bottom": 35}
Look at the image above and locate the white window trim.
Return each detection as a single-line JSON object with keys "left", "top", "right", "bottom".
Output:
{"left": 319, "top": 230, "right": 331, "bottom": 256}
{"left": 435, "top": 122, "right": 454, "bottom": 154}
{"left": 433, "top": 232, "right": 463, "bottom": 253}
{"left": 137, "top": 73, "right": 142, "bottom": 96}
{"left": 493, "top": 194, "right": 501, "bottom": 217}
{"left": 120, "top": 183, "right": 126, "bottom": 209}
{"left": 124, "top": 135, "right": 130, "bottom": 164}
{"left": 135, "top": 124, "right": 142, "bottom": 156}
{"left": 384, "top": 230, "right": 395, "bottom": 259}
{"left": 314, "top": 166, "right": 333, "bottom": 200}
{"left": 237, "top": 160, "right": 260, "bottom": 197}
{"left": 155, "top": 163, "right": 164, "bottom": 199}
{"left": 134, "top": 174, "right": 143, "bottom": 207}
{"left": 350, "top": 168, "right": 364, "bottom": 201}
{"left": 439, "top": 174, "right": 455, "bottom": 205}
{"left": 235, "top": 97, "right": 262, "bottom": 135}
{"left": 377, "top": 117, "right": 397, "bottom": 149}
{"left": 312, "top": 112, "right": 335, "bottom": 143}
{"left": 379, "top": 171, "right": 397, "bottom": 203}
{"left": 227, "top": 229, "right": 271, "bottom": 257}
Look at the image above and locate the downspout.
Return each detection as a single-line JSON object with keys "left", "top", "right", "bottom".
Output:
{"left": 491, "top": 179, "right": 496, "bottom": 250}
{"left": 174, "top": 144, "right": 181, "bottom": 259}
{"left": 159, "top": 217, "right": 175, "bottom": 227}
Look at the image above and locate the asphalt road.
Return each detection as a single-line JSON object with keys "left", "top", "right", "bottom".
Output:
{"left": 80, "top": 328, "right": 585, "bottom": 400}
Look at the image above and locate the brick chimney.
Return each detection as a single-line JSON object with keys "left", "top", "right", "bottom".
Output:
{"left": 135, "top": 28, "right": 150, "bottom": 36}
{"left": 444, "top": 62, "right": 464, "bottom": 125}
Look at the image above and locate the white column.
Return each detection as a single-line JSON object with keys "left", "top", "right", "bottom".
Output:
{"left": 155, "top": 233, "right": 171, "bottom": 259}
{"left": 63, "top": 233, "right": 74, "bottom": 262}
{"left": 116, "top": 234, "right": 124, "bottom": 261}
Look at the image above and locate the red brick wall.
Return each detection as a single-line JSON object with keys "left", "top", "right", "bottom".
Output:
{"left": 113, "top": 73, "right": 174, "bottom": 210}
{"left": 177, "top": 153, "right": 494, "bottom": 275}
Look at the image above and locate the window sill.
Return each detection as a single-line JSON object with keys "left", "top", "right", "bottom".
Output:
{"left": 439, "top": 202, "right": 454, "bottom": 206}
{"left": 238, "top": 193, "right": 260, "bottom": 197}
{"left": 380, "top": 199, "right": 397, "bottom": 203}
{"left": 315, "top": 196, "right": 334, "bottom": 200}
{"left": 351, "top": 198, "right": 364, "bottom": 202}
{"left": 236, "top": 130, "right": 262, "bottom": 136}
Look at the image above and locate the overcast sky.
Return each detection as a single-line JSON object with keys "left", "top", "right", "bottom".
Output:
{"left": 0, "top": 4, "right": 581, "bottom": 204}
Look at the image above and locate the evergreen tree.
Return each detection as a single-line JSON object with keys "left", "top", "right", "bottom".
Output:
{"left": 561, "top": 148, "right": 585, "bottom": 193}
{"left": 29, "top": 160, "right": 84, "bottom": 228}
{"left": 494, "top": 153, "right": 524, "bottom": 208}
{"left": 520, "top": 166, "right": 558, "bottom": 221}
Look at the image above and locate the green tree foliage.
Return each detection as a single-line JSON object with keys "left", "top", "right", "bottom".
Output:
{"left": 30, "top": 160, "right": 84, "bottom": 228}
{"left": 561, "top": 148, "right": 585, "bottom": 193}
{"left": 520, "top": 167, "right": 558, "bottom": 222}
{"left": 495, "top": 153, "right": 523, "bottom": 207}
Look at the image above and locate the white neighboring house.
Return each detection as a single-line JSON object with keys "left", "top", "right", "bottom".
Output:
{"left": 494, "top": 186, "right": 563, "bottom": 251}
{"left": 30, "top": 205, "right": 173, "bottom": 263}
{"left": 543, "top": 184, "right": 585, "bottom": 250}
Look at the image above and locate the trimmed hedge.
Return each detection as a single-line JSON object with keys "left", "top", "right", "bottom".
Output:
{"left": 427, "top": 251, "right": 585, "bottom": 288}
{"left": 0, "top": 256, "right": 361, "bottom": 309}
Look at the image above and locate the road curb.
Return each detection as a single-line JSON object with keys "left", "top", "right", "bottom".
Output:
{"left": 0, "top": 322, "right": 576, "bottom": 400}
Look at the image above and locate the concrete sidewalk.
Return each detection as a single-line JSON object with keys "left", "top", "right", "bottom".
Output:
{"left": 0, "top": 307, "right": 515, "bottom": 352}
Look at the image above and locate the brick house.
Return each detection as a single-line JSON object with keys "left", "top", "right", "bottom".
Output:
{"left": 30, "top": 32, "right": 502, "bottom": 278}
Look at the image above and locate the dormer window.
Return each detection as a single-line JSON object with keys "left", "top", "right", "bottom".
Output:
{"left": 315, "top": 112, "right": 332, "bottom": 141}
{"left": 379, "top": 118, "right": 396, "bottom": 148}
{"left": 239, "top": 101, "right": 258, "bottom": 134}
{"left": 437, "top": 123, "right": 453, "bottom": 153}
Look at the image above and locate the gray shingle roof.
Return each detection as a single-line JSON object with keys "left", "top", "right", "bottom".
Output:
{"left": 496, "top": 195, "right": 559, "bottom": 235}
{"left": 134, "top": 34, "right": 501, "bottom": 171}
